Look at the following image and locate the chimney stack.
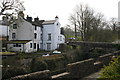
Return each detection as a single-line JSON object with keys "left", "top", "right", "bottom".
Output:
{"left": 34, "top": 17, "right": 39, "bottom": 22}
{"left": 26, "top": 15, "right": 32, "bottom": 22}
{"left": 55, "top": 16, "right": 59, "bottom": 21}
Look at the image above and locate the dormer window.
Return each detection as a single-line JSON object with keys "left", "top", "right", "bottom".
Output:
{"left": 13, "top": 24, "right": 17, "bottom": 29}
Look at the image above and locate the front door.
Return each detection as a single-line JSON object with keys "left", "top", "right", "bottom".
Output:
{"left": 47, "top": 43, "right": 51, "bottom": 51}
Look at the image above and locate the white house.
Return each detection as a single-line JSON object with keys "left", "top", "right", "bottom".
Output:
{"left": 7, "top": 15, "right": 65, "bottom": 52}
{"left": 42, "top": 16, "right": 65, "bottom": 51}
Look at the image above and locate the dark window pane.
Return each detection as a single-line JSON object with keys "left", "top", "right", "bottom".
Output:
{"left": 13, "top": 44, "right": 16, "bottom": 47}
{"left": 16, "top": 43, "right": 18, "bottom": 47}
{"left": 48, "top": 33, "right": 51, "bottom": 41}
{"left": 19, "top": 44, "right": 21, "bottom": 47}
{"left": 12, "top": 33, "right": 16, "bottom": 39}
{"left": 13, "top": 24, "right": 17, "bottom": 29}
{"left": 34, "top": 43, "right": 36, "bottom": 49}
{"left": 30, "top": 43, "right": 32, "bottom": 48}
{"left": 34, "top": 33, "right": 37, "bottom": 39}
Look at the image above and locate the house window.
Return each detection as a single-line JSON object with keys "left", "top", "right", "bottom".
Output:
{"left": 47, "top": 43, "right": 51, "bottom": 50}
{"left": 34, "top": 33, "right": 37, "bottom": 39}
{"left": 30, "top": 43, "right": 32, "bottom": 48}
{"left": 35, "top": 26, "right": 37, "bottom": 30}
{"left": 34, "top": 43, "right": 36, "bottom": 49}
{"left": 16, "top": 43, "right": 18, "bottom": 47}
{"left": 12, "top": 33, "right": 16, "bottom": 39}
{"left": 48, "top": 33, "right": 51, "bottom": 41}
{"left": 13, "top": 44, "right": 16, "bottom": 47}
{"left": 13, "top": 44, "right": 21, "bottom": 47}
{"left": 60, "top": 36, "right": 62, "bottom": 41}
{"left": 13, "top": 24, "right": 17, "bottom": 29}
{"left": 19, "top": 44, "right": 21, "bottom": 47}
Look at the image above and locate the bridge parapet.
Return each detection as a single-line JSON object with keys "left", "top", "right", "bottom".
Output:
{"left": 66, "top": 50, "right": 120, "bottom": 79}
{"left": 9, "top": 51, "right": 120, "bottom": 79}
{"left": 68, "top": 41, "right": 120, "bottom": 48}
{"left": 67, "top": 58, "right": 94, "bottom": 78}
{"left": 68, "top": 41, "right": 120, "bottom": 53}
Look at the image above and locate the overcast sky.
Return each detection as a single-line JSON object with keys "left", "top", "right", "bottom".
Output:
{"left": 22, "top": 0, "right": 120, "bottom": 27}
{"left": 0, "top": 0, "right": 119, "bottom": 36}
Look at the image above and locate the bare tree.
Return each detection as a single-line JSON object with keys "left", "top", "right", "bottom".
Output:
{"left": 69, "top": 14, "right": 77, "bottom": 38}
{"left": 0, "top": 0, "right": 25, "bottom": 41}
{"left": 68, "top": 4, "right": 108, "bottom": 41}
{"left": 109, "top": 18, "right": 117, "bottom": 32}
{"left": 0, "top": 0, "right": 25, "bottom": 16}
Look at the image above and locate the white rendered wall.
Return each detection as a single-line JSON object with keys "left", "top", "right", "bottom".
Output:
{"left": 42, "top": 24, "right": 55, "bottom": 50}
{"left": 42, "top": 18, "right": 65, "bottom": 51}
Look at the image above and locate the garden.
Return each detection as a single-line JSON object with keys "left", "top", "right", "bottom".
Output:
{"left": 2, "top": 44, "right": 108, "bottom": 79}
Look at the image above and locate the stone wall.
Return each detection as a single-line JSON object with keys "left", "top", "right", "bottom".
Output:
{"left": 98, "top": 53, "right": 112, "bottom": 66}
{"left": 67, "top": 59, "right": 95, "bottom": 78}
{"left": 67, "top": 50, "right": 120, "bottom": 79}
{"left": 10, "top": 70, "right": 51, "bottom": 80}
{"left": 9, "top": 50, "right": 120, "bottom": 79}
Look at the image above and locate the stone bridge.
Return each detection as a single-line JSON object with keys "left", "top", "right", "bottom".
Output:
{"left": 67, "top": 41, "right": 120, "bottom": 53}
{"left": 10, "top": 50, "right": 120, "bottom": 79}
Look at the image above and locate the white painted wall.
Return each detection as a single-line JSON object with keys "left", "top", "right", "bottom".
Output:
{"left": 42, "top": 24, "right": 55, "bottom": 50}
{"left": 42, "top": 17, "right": 65, "bottom": 51}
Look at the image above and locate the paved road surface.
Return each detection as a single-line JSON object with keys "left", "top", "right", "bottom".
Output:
{"left": 81, "top": 72, "right": 100, "bottom": 80}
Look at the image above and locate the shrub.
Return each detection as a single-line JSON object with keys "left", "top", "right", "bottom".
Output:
{"left": 98, "top": 56, "right": 120, "bottom": 79}
{"left": 2, "top": 67, "right": 28, "bottom": 79}
{"left": 89, "top": 48, "right": 106, "bottom": 59}
{"left": 30, "top": 58, "right": 48, "bottom": 72}
{"left": 44, "top": 59, "right": 56, "bottom": 71}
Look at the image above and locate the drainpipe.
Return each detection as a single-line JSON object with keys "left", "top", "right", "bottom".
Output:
{"left": 41, "top": 26, "right": 44, "bottom": 50}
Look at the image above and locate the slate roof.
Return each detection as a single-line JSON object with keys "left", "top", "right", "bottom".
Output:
{"left": 32, "top": 20, "right": 44, "bottom": 27}
{"left": 42, "top": 20, "right": 56, "bottom": 25}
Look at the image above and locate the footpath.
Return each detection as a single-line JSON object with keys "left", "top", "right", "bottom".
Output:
{"left": 81, "top": 71, "right": 100, "bottom": 80}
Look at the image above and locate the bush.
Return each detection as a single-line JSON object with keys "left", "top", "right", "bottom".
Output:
{"left": 89, "top": 48, "right": 106, "bottom": 59}
{"left": 99, "top": 56, "right": 120, "bottom": 79}
{"left": 30, "top": 58, "right": 48, "bottom": 72}
{"left": 44, "top": 59, "right": 56, "bottom": 71}
{"left": 2, "top": 67, "right": 28, "bottom": 79}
